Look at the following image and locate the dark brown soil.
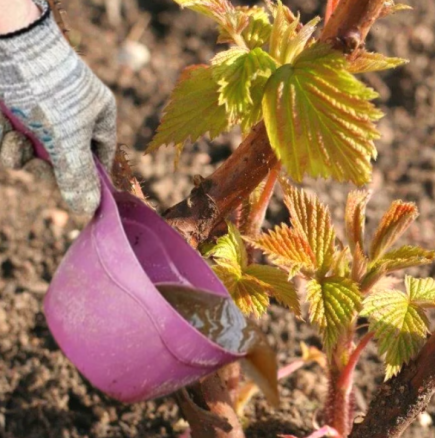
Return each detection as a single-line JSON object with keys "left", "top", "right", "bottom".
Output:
{"left": 1, "top": 0, "right": 435, "bottom": 437}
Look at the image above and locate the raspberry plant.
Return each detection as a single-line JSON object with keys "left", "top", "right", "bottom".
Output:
{"left": 147, "top": 1, "right": 435, "bottom": 437}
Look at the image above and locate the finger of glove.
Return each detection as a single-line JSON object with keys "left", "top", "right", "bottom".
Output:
{"left": 0, "top": 112, "right": 12, "bottom": 142}
{"left": 23, "top": 158, "right": 56, "bottom": 185}
{"left": 0, "top": 131, "right": 34, "bottom": 169}
{"left": 51, "top": 144, "right": 101, "bottom": 216}
{"left": 92, "top": 91, "right": 117, "bottom": 172}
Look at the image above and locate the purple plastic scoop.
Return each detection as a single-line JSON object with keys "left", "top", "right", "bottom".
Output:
{"left": 0, "top": 102, "right": 249, "bottom": 402}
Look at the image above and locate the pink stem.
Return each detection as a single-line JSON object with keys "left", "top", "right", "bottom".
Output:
{"left": 247, "top": 163, "right": 281, "bottom": 237}
{"left": 278, "top": 359, "right": 305, "bottom": 381}
{"left": 337, "top": 332, "right": 374, "bottom": 392}
{"left": 325, "top": 0, "right": 341, "bottom": 24}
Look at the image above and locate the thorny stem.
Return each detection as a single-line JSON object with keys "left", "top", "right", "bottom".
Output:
{"left": 326, "top": 332, "right": 373, "bottom": 437}
{"left": 325, "top": 0, "right": 341, "bottom": 25}
{"left": 350, "top": 333, "right": 435, "bottom": 438}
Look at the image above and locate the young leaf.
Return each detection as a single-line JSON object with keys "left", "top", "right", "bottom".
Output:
{"left": 213, "top": 266, "right": 270, "bottom": 317}
{"left": 351, "top": 243, "right": 368, "bottom": 284}
{"left": 263, "top": 43, "right": 383, "bottom": 185}
{"left": 212, "top": 47, "right": 276, "bottom": 124}
{"left": 218, "top": 6, "right": 272, "bottom": 49}
{"left": 361, "top": 276, "right": 434, "bottom": 379}
{"left": 282, "top": 16, "right": 321, "bottom": 65}
{"left": 345, "top": 190, "right": 371, "bottom": 254}
{"left": 207, "top": 223, "right": 270, "bottom": 317}
{"left": 268, "top": 0, "right": 300, "bottom": 63}
{"left": 369, "top": 201, "right": 418, "bottom": 261}
{"left": 245, "top": 264, "right": 301, "bottom": 316}
{"left": 406, "top": 276, "right": 435, "bottom": 303}
{"left": 367, "top": 246, "right": 435, "bottom": 278}
{"left": 206, "top": 221, "right": 247, "bottom": 274}
{"left": 348, "top": 52, "right": 408, "bottom": 74}
{"left": 148, "top": 65, "right": 229, "bottom": 154}
{"left": 282, "top": 182, "right": 336, "bottom": 274}
{"left": 307, "top": 276, "right": 362, "bottom": 353}
{"left": 249, "top": 223, "right": 316, "bottom": 277}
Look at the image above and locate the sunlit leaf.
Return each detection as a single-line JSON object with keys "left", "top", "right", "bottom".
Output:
{"left": 218, "top": 5, "right": 272, "bottom": 48}
{"left": 282, "top": 16, "right": 320, "bottom": 65}
{"left": 362, "top": 276, "right": 433, "bottom": 379}
{"left": 307, "top": 276, "right": 362, "bottom": 353}
{"left": 282, "top": 182, "right": 336, "bottom": 274}
{"left": 206, "top": 221, "right": 247, "bottom": 274}
{"left": 249, "top": 223, "right": 316, "bottom": 277}
{"left": 148, "top": 65, "right": 229, "bottom": 154}
{"left": 369, "top": 201, "right": 418, "bottom": 261}
{"left": 213, "top": 266, "right": 269, "bottom": 317}
{"left": 345, "top": 190, "right": 371, "bottom": 254}
{"left": 330, "top": 246, "right": 350, "bottom": 278}
{"left": 365, "top": 246, "right": 435, "bottom": 289}
{"left": 245, "top": 264, "right": 301, "bottom": 316}
{"left": 268, "top": 0, "right": 300, "bottom": 63}
{"left": 351, "top": 243, "right": 368, "bottom": 284}
{"left": 406, "top": 276, "right": 435, "bottom": 303}
{"left": 348, "top": 52, "right": 408, "bottom": 74}
{"left": 263, "top": 43, "right": 382, "bottom": 185}
{"left": 212, "top": 47, "right": 276, "bottom": 124}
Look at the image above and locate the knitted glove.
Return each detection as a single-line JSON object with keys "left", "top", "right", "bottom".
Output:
{"left": 0, "top": 0, "right": 117, "bottom": 215}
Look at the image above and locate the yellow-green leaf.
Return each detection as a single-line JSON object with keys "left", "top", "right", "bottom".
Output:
{"left": 268, "top": 0, "right": 299, "bottom": 63}
{"left": 213, "top": 266, "right": 270, "bottom": 317}
{"left": 282, "top": 182, "right": 336, "bottom": 274}
{"left": 361, "top": 280, "right": 431, "bottom": 379}
{"left": 307, "top": 276, "right": 362, "bottom": 353}
{"left": 218, "top": 5, "right": 272, "bottom": 48}
{"left": 249, "top": 223, "right": 316, "bottom": 277}
{"left": 367, "top": 246, "right": 435, "bottom": 282}
{"left": 369, "top": 201, "right": 418, "bottom": 261}
{"left": 206, "top": 221, "right": 247, "bottom": 274}
{"left": 245, "top": 264, "right": 301, "bottom": 316}
{"left": 348, "top": 52, "right": 408, "bottom": 74}
{"left": 406, "top": 276, "right": 435, "bottom": 303}
{"left": 263, "top": 42, "right": 382, "bottom": 185}
{"left": 345, "top": 190, "right": 371, "bottom": 254}
{"left": 212, "top": 47, "right": 276, "bottom": 124}
{"left": 148, "top": 65, "right": 229, "bottom": 154}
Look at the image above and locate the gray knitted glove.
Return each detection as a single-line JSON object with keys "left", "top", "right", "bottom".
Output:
{"left": 0, "top": 0, "right": 117, "bottom": 215}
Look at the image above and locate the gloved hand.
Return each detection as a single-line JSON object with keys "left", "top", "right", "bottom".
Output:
{"left": 0, "top": 0, "right": 117, "bottom": 215}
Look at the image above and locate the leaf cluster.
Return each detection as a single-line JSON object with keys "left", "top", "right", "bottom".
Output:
{"left": 208, "top": 182, "right": 435, "bottom": 378}
{"left": 150, "top": 0, "right": 407, "bottom": 185}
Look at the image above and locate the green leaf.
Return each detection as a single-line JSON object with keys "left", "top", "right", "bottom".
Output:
{"left": 307, "top": 276, "right": 362, "bottom": 353}
{"left": 361, "top": 277, "right": 433, "bottom": 379}
{"left": 206, "top": 221, "right": 247, "bottom": 274}
{"left": 345, "top": 190, "right": 371, "bottom": 254}
{"left": 249, "top": 223, "right": 316, "bottom": 277}
{"left": 245, "top": 264, "right": 301, "bottom": 316}
{"left": 369, "top": 201, "right": 418, "bottom": 261}
{"left": 148, "top": 65, "right": 229, "bottom": 154}
{"left": 268, "top": 0, "right": 300, "bottom": 63}
{"left": 212, "top": 47, "right": 276, "bottom": 124}
{"left": 263, "top": 42, "right": 383, "bottom": 185}
{"left": 218, "top": 6, "right": 272, "bottom": 48}
{"left": 282, "top": 181, "right": 336, "bottom": 274}
{"left": 281, "top": 16, "right": 321, "bottom": 65}
{"left": 348, "top": 52, "right": 408, "bottom": 74}
{"left": 369, "top": 246, "right": 435, "bottom": 276}
{"left": 213, "top": 266, "right": 270, "bottom": 317}
{"left": 405, "top": 276, "right": 435, "bottom": 303}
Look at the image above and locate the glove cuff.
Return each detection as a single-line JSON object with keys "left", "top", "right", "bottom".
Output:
{"left": 0, "top": 1, "right": 50, "bottom": 40}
